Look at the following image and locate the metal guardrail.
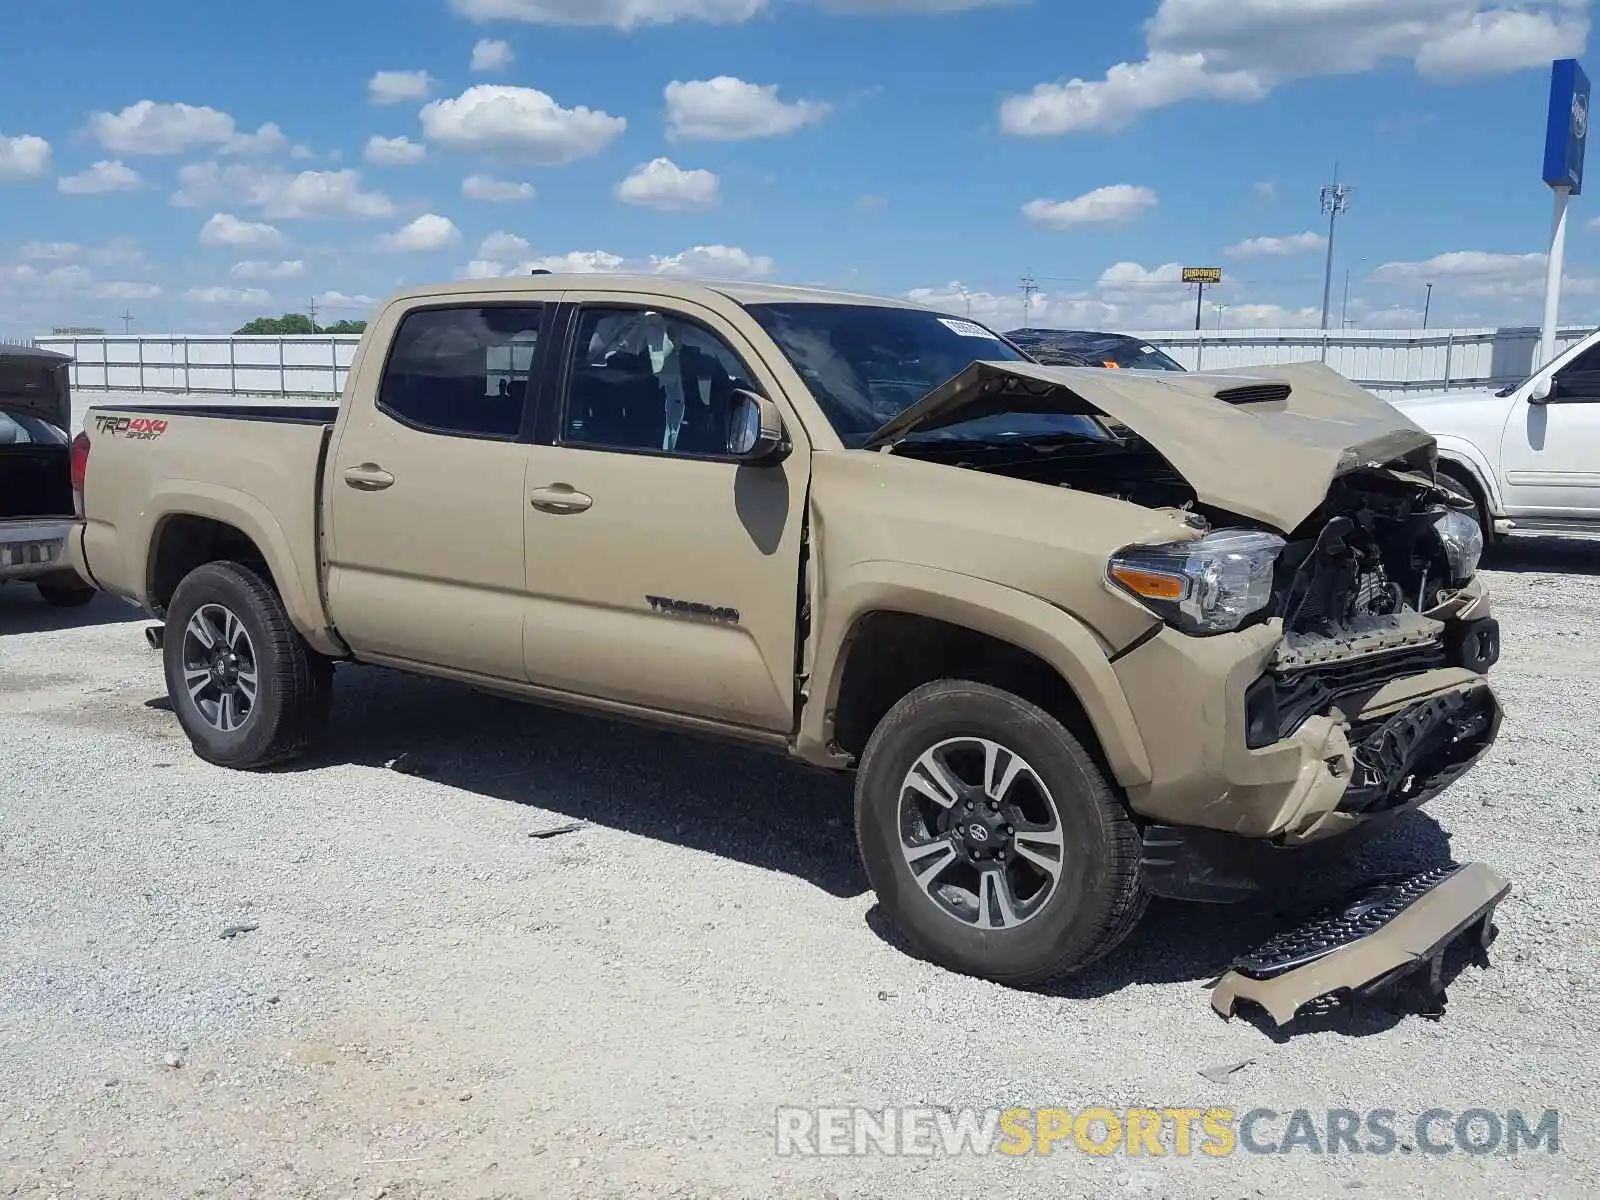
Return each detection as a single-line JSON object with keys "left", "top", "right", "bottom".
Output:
{"left": 31, "top": 324, "right": 1599, "bottom": 400}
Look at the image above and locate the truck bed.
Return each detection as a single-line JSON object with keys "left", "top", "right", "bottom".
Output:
{"left": 76, "top": 401, "right": 337, "bottom": 641}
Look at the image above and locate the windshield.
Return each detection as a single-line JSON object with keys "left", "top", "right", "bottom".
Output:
{"left": 0, "top": 410, "right": 67, "bottom": 446}
{"left": 743, "top": 302, "right": 1106, "bottom": 447}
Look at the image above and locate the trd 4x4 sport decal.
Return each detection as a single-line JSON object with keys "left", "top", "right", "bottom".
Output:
{"left": 94, "top": 415, "right": 168, "bottom": 440}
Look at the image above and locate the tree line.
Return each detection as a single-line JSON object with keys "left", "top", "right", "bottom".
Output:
{"left": 234, "top": 314, "right": 368, "bottom": 335}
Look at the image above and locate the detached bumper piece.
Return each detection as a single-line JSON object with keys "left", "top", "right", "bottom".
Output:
{"left": 1210, "top": 862, "right": 1510, "bottom": 1028}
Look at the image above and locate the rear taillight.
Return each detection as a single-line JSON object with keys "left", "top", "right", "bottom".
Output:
{"left": 70, "top": 430, "right": 90, "bottom": 514}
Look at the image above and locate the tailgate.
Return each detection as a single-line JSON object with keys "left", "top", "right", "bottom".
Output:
{"left": 79, "top": 406, "right": 334, "bottom": 618}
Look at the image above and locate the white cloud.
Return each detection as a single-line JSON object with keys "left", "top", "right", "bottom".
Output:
{"left": 905, "top": 260, "right": 1334, "bottom": 332}
{"left": 231, "top": 260, "right": 306, "bottom": 281}
{"left": 378, "top": 213, "right": 463, "bottom": 252}
{"left": 1371, "top": 249, "right": 1557, "bottom": 297}
{"left": 615, "top": 157, "right": 721, "bottom": 210}
{"left": 19, "top": 241, "right": 80, "bottom": 261}
{"left": 819, "top": 0, "right": 1014, "bottom": 8}
{"left": 665, "top": 77, "right": 829, "bottom": 141}
{"left": 1225, "top": 230, "right": 1327, "bottom": 258}
{"left": 471, "top": 38, "right": 515, "bottom": 71}
{"left": 318, "top": 291, "right": 379, "bottom": 309}
{"left": 1414, "top": 8, "right": 1587, "bottom": 77}
{"left": 421, "top": 85, "right": 626, "bottom": 164}
{"left": 58, "top": 160, "right": 141, "bottom": 195}
{"left": 95, "top": 281, "right": 164, "bottom": 301}
{"left": 465, "top": 243, "right": 773, "bottom": 279}
{"left": 1001, "top": 1, "right": 1592, "bottom": 134}
{"left": 524, "top": 250, "right": 630, "bottom": 274}
{"left": 174, "top": 164, "right": 395, "bottom": 219}
{"left": 0, "top": 133, "right": 52, "bottom": 180}
{"left": 184, "top": 286, "right": 276, "bottom": 306}
{"left": 1254, "top": 181, "right": 1276, "bottom": 200}
{"left": 364, "top": 135, "right": 427, "bottom": 165}
{"left": 449, "top": 0, "right": 764, "bottom": 28}
{"left": 89, "top": 101, "right": 237, "bottom": 155}
{"left": 480, "top": 231, "right": 532, "bottom": 259}
{"left": 200, "top": 213, "right": 288, "bottom": 250}
{"left": 1022, "top": 185, "right": 1159, "bottom": 229}
{"left": 652, "top": 244, "right": 773, "bottom": 278}
{"left": 462, "top": 174, "right": 536, "bottom": 201}
{"left": 1001, "top": 52, "right": 1265, "bottom": 135}
{"left": 369, "top": 70, "right": 436, "bottom": 105}
{"left": 223, "top": 123, "right": 291, "bottom": 156}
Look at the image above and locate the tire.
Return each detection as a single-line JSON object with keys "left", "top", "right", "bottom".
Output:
{"left": 36, "top": 580, "right": 96, "bottom": 608}
{"left": 162, "top": 560, "right": 333, "bottom": 770}
{"left": 854, "top": 680, "right": 1147, "bottom": 988}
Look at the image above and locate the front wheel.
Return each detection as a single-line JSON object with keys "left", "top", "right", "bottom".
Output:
{"left": 854, "top": 680, "right": 1147, "bottom": 988}
{"left": 163, "top": 560, "right": 332, "bottom": 769}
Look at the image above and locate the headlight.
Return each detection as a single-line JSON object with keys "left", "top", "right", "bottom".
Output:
{"left": 1433, "top": 509, "right": 1483, "bottom": 583}
{"left": 1108, "top": 529, "right": 1286, "bottom": 636}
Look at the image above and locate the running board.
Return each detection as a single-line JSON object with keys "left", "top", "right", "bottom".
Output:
{"left": 1210, "top": 862, "right": 1510, "bottom": 1027}
{"left": 1496, "top": 517, "right": 1600, "bottom": 542}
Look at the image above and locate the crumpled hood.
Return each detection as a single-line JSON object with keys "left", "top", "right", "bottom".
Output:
{"left": 0, "top": 349, "right": 72, "bottom": 432}
{"left": 866, "top": 359, "right": 1437, "bottom": 533}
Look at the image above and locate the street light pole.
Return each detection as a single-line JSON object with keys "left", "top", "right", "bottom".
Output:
{"left": 1423, "top": 283, "right": 1433, "bottom": 330}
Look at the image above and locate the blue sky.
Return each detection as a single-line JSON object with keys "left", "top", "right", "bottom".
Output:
{"left": 1, "top": 0, "right": 1595, "bottom": 338}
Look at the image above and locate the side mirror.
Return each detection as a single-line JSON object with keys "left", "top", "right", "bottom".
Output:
{"left": 1529, "top": 376, "right": 1554, "bottom": 405}
{"left": 727, "top": 389, "right": 789, "bottom": 463}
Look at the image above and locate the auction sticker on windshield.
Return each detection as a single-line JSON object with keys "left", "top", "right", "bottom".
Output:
{"left": 938, "top": 318, "right": 1002, "bottom": 339}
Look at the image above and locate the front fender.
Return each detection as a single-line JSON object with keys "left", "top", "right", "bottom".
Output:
{"left": 140, "top": 481, "right": 339, "bottom": 656}
{"left": 1432, "top": 436, "right": 1504, "bottom": 515}
{"left": 797, "top": 560, "right": 1153, "bottom": 787}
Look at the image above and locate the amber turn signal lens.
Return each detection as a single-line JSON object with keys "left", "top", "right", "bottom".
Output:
{"left": 1109, "top": 564, "right": 1186, "bottom": 601}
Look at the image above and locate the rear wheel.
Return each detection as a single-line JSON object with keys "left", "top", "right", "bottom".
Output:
{"left": 37, "top": 579, "right": 96, "bottom": 608}
{"left": 854, "top": 680, "right": 1147, "bottom": 988}
{"left": 163, "top": 560, "right": 332, "bottom": 769}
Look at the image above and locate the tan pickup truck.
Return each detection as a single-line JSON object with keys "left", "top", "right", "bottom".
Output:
{"left": 68, "top": 276, "right": 1508, "bottom": 995}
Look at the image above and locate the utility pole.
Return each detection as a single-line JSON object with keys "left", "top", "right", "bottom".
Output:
{"left": 1216, "top": 304, "right": 1228, "bottom": 330}
{"left": 307, "top": 296, "right": 320, "bottom": 333}
{"left": 1319, "top": 168, "right": 1353, "bottom": 331}
{"left": 1019, "top": 272, "right": 1039, "bottom": 328}
{"left": 120, "top": 310, "right": 133, "bottom": 334}
{"left": 957, "top": 285, "right": 972, "bottom": 316}
{"left": 1423, "top": 282, "right": 1433, "bottom": 330}
{"left": 1341, "top": 269, "right": 1351, "bottom": 328}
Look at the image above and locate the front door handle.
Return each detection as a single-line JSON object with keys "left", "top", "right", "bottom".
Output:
{"left": 529, "top": 484, "right": 593, "bottom": 514}
{"left": 343, "top": 464, "right": 396, "bottom": 491}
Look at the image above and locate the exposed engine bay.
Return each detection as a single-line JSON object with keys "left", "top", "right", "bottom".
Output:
{"left": 900, "top": 426, "right": 1499, "bottom": 818}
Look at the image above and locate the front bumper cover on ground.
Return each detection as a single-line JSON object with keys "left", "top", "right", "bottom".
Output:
{"left": 1210, "top": 862, "right": 1511, "bottom": 1027}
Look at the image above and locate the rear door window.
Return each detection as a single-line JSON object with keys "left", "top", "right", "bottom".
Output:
{"left": 378, "top": 305, "right": 548, "bottom": 440}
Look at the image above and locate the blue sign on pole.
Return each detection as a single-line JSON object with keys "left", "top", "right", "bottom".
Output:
{"left": 1544, "top": 57, "right": 1590, "bottom": 195}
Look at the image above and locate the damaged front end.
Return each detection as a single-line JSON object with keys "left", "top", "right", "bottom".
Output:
{"left": 1241, "top": 467, "right": 1502, "bottom": 826}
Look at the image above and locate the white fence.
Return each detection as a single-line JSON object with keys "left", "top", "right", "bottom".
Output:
{"left": 33, "top": 333, "right": 361, "bottom": 397}
{"left": 1132, "top": 325, "right": 1593, "bottom": 398}
{"left": 31, "top": 324, "right": 1599, "bottom": 401}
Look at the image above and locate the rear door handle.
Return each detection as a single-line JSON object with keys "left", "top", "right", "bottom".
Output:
{"left": 529, "top": 484, "right": 593, "bottom": 514}
{"left": 343, "top": 464, "right": 395, "bottom": 491}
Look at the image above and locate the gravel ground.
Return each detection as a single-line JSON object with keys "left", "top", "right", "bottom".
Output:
{"left": 2, "top": 541, "right": 1597, "bottom": 1200}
